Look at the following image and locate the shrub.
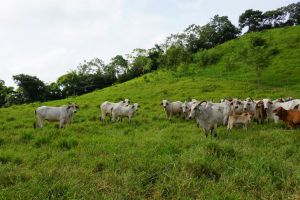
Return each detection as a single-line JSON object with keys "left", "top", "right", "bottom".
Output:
{"left": 194, "top": 49, "right": 222, "bottom": 67}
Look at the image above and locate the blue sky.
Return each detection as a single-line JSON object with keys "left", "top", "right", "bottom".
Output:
{"left": 0, "top": 0, "right": 297, "bottom": 86}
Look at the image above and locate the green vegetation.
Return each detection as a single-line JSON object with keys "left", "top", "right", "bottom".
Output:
{"left": 0, "top": 26, "right": 300, "bottom": 199}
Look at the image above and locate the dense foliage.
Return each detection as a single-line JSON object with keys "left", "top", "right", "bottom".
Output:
{"left": 0, "top": 2, "right": 299, "bottom": 107}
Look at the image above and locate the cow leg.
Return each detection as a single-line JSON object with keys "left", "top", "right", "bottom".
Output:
{"left": 204, "top": 129, "right": 208, "bottom": 138}
{"left": 59, "top": 119, "right": 65, "bottom": 128}
{"left": 227, "top": 122, "right": 231, "bottom": 130}
{"left": 212, "top": 124, "right": 218, "bottom": 137}
{"left": 101, "top": 113, "right": 106, "bottom": 121}
{"left": 168, "top": 113, "right": 172, "bottom": 121}
{"left": 38, "top": 117, "right": 44, "bottom": 128}
{"left": 287, "top": 122, "right": 295, "bottom": 129}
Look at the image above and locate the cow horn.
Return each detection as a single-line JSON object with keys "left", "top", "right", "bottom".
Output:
{"left": 199, "top": 100, "right": 207, "bottom": 105}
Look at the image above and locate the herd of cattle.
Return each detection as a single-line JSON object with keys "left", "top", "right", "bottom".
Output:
{"left": 33, "top": 97, "right": 300, "bottom": 137}
{"left": 161, "top": 97, "right": 300, "bottom": 137}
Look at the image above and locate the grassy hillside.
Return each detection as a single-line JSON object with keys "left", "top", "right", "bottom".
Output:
{"left": 1, "top": 27, "right": 300, "bottom": 199}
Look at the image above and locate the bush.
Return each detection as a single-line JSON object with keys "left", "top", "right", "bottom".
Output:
{"left": 194, "top": 49, "right": 222, "bottom": 67}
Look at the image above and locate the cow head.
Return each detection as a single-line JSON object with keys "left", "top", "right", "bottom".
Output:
{"left": 272, "top": 106, "right": 287, "bottom": 119}
{"left": 122, "top": 99, "right": 130, "bottom": 107}
{"left": 189, "top": 101, "right": 206, "bottom": 119}
{"left": 262, "top": 99, "right": 273, "bottom": 111}
{"left": 67, "top": 104, "right": 79, "bottom": 113}
{"left": 243, "top": 98, "right": 255, "bottom": 111}
{"left": 161, "top": 100, "right": 169, "bottom": 109}
{"left": 132, "top": 103, "right": 139, "bottom": 111}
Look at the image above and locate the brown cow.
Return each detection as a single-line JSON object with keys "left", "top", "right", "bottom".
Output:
{"left": 273, "top": 107, "right": 300, "bottom": 129}
{"left": 227, "top": 112, "right": 253, "bottom": 130}
{"left": 255, "top": 100, "right": 267, "bottom": 124}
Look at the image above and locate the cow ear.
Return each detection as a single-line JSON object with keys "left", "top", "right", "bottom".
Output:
{"left": 230, "top": 102, "right": 233, "bottom": 105}
{"left": 75, "top": 105, "right": 79, "bottom": 109}
{"left": 160, "top": 102, "right": 163, "bottom": 105}
{"left": 269, "top": 101, "right": 273, "bottom": 104}
{"left": 131, "top": 105, "right": 135, "bottom": 109}
{"left": 67, "top": 105, "right": 71, "bottom": 109}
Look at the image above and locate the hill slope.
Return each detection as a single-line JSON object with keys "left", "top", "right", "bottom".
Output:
{"left": 1, "top": 27, "right": 300, "bottom": 199}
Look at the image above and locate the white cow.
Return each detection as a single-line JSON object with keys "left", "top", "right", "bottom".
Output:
{"left": 161, "top": 100, "right": 184, "bottom": 120}
{"left": 100, "top": 99, "right": 130, "bottom": 121}
{"left": 34, "top": 104, "right": 79, "bottom": 129}
{"left": 193, "top": 101, "right": 223, "bottom": 137}
{"left": 111, "top": 103, "right": 139, "bottom": 122}
{"left": 230, "top": 99, "right": 244, "bottom": 114}
{"left": 243, "top": 98, "right": 256, "bottom": 113}
{"left": 182, "top": 100, "right": 198, "bottom": 120}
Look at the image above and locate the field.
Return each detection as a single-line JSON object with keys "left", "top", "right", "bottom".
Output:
{"left": 1, "top": 26, "right": 300, "bottom": 199}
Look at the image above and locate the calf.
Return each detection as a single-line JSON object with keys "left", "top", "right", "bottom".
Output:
{"left": 34, "top": 104, "right": 79, "bottom": 129}
{"left": 111, "top": 103, "right": 139, "bottom": 122}
{"left": 273, "top": 107, "right": 300, "bottom": 129}
{"left": 227, "top": 112, "right": 252, "bottom": 130}
{"left": 161, "top": 100, "right": 184, "bottom": 120}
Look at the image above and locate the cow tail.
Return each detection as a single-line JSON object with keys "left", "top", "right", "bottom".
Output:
{"left": 33, "top": 110, "right": 37, "bottom": 129}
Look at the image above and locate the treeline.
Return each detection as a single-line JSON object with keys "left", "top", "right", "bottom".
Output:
{"left": 0, "top": 2, "right": 299, "bottom": 107}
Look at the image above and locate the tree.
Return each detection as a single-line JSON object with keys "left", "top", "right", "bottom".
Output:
{"left": 261, "top": 10, "right": 286, "bottom": 29}
{"left": 13, "top": 74, "right": 46, "bottom": 102}
{"left": 108, "top": 55, "right": 128, "bottom": 76}
{"left": 0, "top": 80, "right": 8, "bottom": 107}
{"left": 147, "top": 44, "right": 164, "bottom": 71}
{"left": 283, "top": 2, "right": 300, "bottom": 26}
{"left": 239, "top": 9, "right": 264, "bottom": 32}
{"left": 161, "top": 46, "right": 191, "bottom": 69}
{"left": 206, "top": 15, "right": 240, "bottom": 46}
{"left": 57, "top": 71, "right": 80, "bottom": 96}
{"left": 241, "top": 37, "right": 273, "bottom": 86}
{"left": 45, "top": 82, "right": 63, "bottom": 100}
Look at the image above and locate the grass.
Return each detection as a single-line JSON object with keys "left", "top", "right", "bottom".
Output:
{"left": 0, "top": 26, "right": 300, "bottom": 199}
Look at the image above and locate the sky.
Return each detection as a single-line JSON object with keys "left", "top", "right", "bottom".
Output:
{"left": 0, "top": 0, "right": 298, "bottom": 87}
